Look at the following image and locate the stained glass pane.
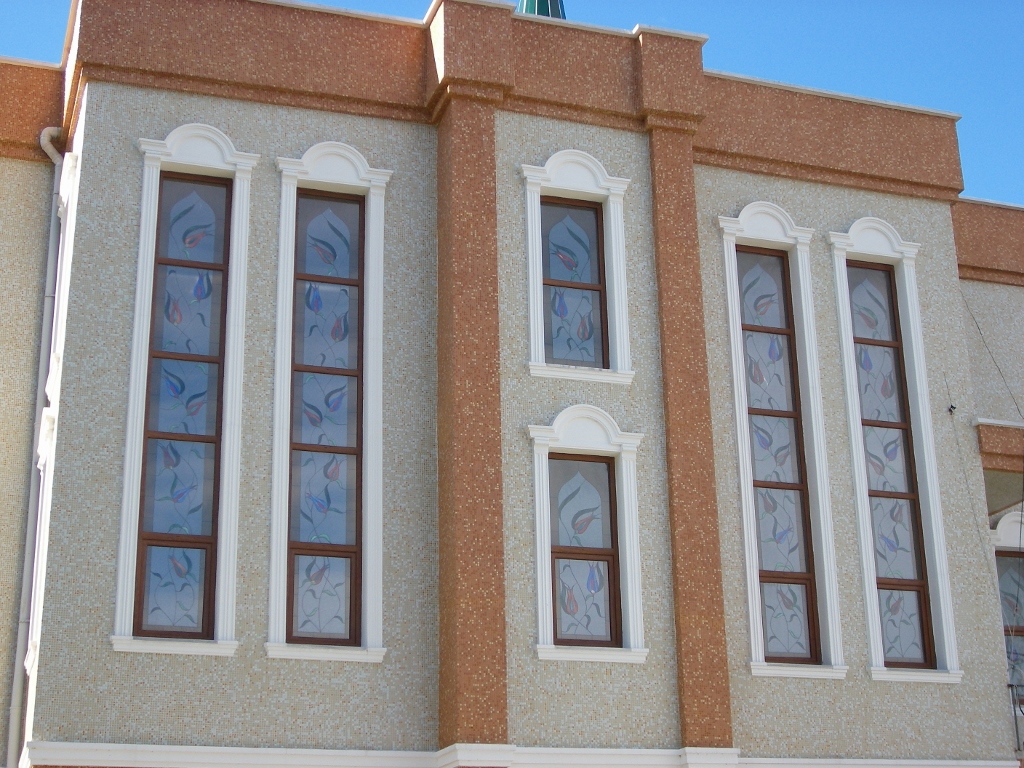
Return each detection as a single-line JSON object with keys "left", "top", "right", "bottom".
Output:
{"left": 158, "top": 180, "right": 227, "bottom": 264}
{"left": 549, "top": 459, "right": 612, "bottom": 548}
{"left": 743, "top": 331, "right": 794, "bottom": 412}
{"left": 542, "top": 205, "right": 599, "bottom": 285}
{"left": 848, "top": 266, "right": 895, "bottom": 341}
{"left": 292, "top": 555, "right": 351, "bottom": 640}
{"left": 998, "top": 556, "right": 1024, "bottom": 628}
{"left": 141, "top": 546, "right": 206, "bottom": 633}
{"left": 761, "top": 582, "right": 810, "bottom": 659}
{"left": 1006, "top": 635, "right": 1024, "bottom": 686}
{"left": 855, "top": 343, "right": 904, "bottom": 423}
{"left": 142, "top": 439, "right": 215, "bottom": 536}
{"left": 749, "top": 415, "right": 800, "bottom": 484}
{"left": 290, "top": 451, "right": 357, "bottom": 545}
{"left": 756, "top": 488, "right": 806, "bottom": 572}
{"left": 871, "top": 497, "right": 919, "bottom": 579}
{"left": 544, "top": 286, "right": 603, "bottom": 368}
{"left": 148, "top": 358, "right": 219, "bottom": 435}
{"left": 555, "top": 559, "right": 611, "bottom": 642}
{"left": 292, "top": 372, "right": 358, "bottom": 448}
{"left": 296, "top": 196, "right": 360, "bottom": 279}
{"left": 153, "top": 265, "right": 223, "bottom": 356}
{"left": 878, "top": 589, "right": 925, "bottom": 664}
{"left": 737, "top": 251, "right": 787, "bottom": 328}
{"left": 294, "top": 282, "right": 358, "bottom": 371}
{"left": 863, "top": 426, "right": 910, "bottom": 493}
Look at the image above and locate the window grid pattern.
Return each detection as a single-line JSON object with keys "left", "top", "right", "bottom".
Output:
{"left": 847, "top": 261, "right": 935, "bottom": 668}
{"left": 541, "top": 197, "right": 609, "bottom": 369}
{"left": 549, "top": 454, "right": 622, "bottom": 648}
{"left": 135, "top": 173, "right": 231, "bottom": 639}
{"left": 736, "top": 246, "right": 821, "bottom": 664}
{"left": 287, "top": 190, "right": 364, "bottom": 645}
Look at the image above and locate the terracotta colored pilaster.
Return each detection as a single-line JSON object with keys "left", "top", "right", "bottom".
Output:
{"left": 649, "top": 126, "right": 734, "bottom": 748}
{"left": 435, "top": 93, "right": 508, "bottom": 748}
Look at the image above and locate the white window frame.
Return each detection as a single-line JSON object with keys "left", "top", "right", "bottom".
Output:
{"left": 719, "top": 202, "right": 846, "bottom": 679}
{"left": 522, "top": 150, "right": 633, "bottom": 385}
{"left": 266, "top": 142, "right": 392, "bottom": 662}
{"left": 830, "top": 217, "right": 961, "bottom": 683}
{"left": 113, "top": 123, "right": 259, "bottom": 656}
{"left": 528, "top": 404, "right": 646, "bottom": 663}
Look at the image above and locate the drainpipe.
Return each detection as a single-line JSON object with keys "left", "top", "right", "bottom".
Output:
{"left": 6, "top": 127, "right": 63, "bottom": 768}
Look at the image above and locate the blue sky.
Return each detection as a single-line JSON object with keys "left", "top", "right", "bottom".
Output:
{"left": 2, "top": 0, "right": 1021, "bottom": 206}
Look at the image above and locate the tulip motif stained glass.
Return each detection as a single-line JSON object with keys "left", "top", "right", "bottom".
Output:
{"left": 288, "top": 193, "right": 363, "bottom": 644}
{"left": 550, "top": 463, "right": 611, "bottom": 549}
{"left": 137, "top": 176, "right": 229, "bottom": 639}
{"left": 556, "top": 559, "right": 611, "bottom": 642}
{"left": 999, "top": 556, "right": 1024, "bottom": 628}
{"left": 855, "top": 344, "right": 903, "bottom": 422}
{"left": 761, "top": 583, "right": 809, "bottom": 658}
{"left": 743, "top": 331, "right": 794, "bottom": 411}
{"left": 542, "top": 202, "right": 605, "bottom": 369}
{"left": 849, "top": 268, "right": 895, "bottom": 341}
{"left": 871, "top": 498, "right": 918, "bottom": 579}
{"left": 878, "top": 589, "right": 925, "bottom": 664}
{"left": 862, "top": 426, "right": 909, "bottom": 493}
{"left": 749, "top": 415, "right": 799, "bottom": 484}
{"left": 738, "top": 254, "right": 786, "bottom": 329}
{"left": 756, "top": 489, "right": 806, "bottom": 572}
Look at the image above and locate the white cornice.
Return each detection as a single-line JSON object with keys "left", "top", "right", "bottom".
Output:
{"left": 957, "top": 197, "right": 1024, "bottom": 212}
{"left": 0, "top": 55, "right": 62, "bottom": 70}
{"left": 974, "top": 417, "right": 1024, "bottom": 430}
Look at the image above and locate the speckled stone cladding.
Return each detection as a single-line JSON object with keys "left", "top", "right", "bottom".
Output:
{"left": 32, "top": 82, "right": 440, "bottom": 750}
{"left": 694, "top": 163, "right": 1015, "bottom": 761}
{"left": 496, "top": 110, "right": 683, "bottom": 749}
{"left": 0, "top": 156, "right": 53, "bottom": 752}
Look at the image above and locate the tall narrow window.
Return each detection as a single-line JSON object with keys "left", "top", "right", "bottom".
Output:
{"left": 541, "top": 198, "right": 608, "bottom": 369}
{"left": 847, "top": 262, "right": 934, "bottom": 668}
{"left": 287, "top": 190, "right": 363, "bottom": 645}
{"left": 997, "top": 551, "right": 1024, "bottom": 686}
{"left": 736, "top": 247, "right": 820, "bottom": 663}
{"left": 136, "top": 173, "right": 231, "bottom": 638}
{"left": 549, "top": 454, "right": 621, "bottom": 647}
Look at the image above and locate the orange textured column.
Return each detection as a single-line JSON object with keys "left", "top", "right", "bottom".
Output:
{"left": 648, "top": 125, "right": 734, "bottom": 748}
{"left": 435, "top": 94, "right": 509, "bottom": 748}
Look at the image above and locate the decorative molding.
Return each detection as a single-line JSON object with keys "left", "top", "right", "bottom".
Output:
{"left": 113, "top": 124, "right": 259, "bottom": 650}
{"left": 264, "top": 642, "right": 387, "bottom": 663}
{"left": 110, "top": 636, "right": 239, "bottom": 657}
{"left": 528, "top": 405, "right": 646, "bottom": 654}
{"left": 993, "top": 512, "right": 1024, "bottom": 551}
{"left": 718, "top": 202, "right": 844, "bottom": 669}
{"left": 521, "top": 150, "right": 634, "bottom": 383}
{"left": 527, "top": 362, "right": 635, "bottom": 385}
{"left": 26, "top": 742, "right": 1014, "bottom": 768}
{"left": 974, "top": 417, "right": 1024, "bottom": 429}
{"left": 748, "top": 662, "right": 848, "bottom": 680}
{"left": 829, "top": 217, "right": 960, "bottom": 675}
{"left": 269, "top": 142, "right": 392, "bottom": 656}
{"left": 869, "top": 667, "right": 964, "bottom": 684}
{"left": 535, "top": 645, "right": 648, "bottom": 664}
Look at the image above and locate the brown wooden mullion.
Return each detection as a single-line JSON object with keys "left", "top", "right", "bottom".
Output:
{"left": 752, "top": 479, "right": 808, "bottom": 492}
{"left": 551, "top": 546, "right": 616, "bottom": 559}
{"left": 295, "top": 272, "right": 361, "bottom": 289}
{"left": 740, "top": 323, "right": 792, "bottom": 336}
{"left": 140, "top": 531, "right": 216, "bottom": 547}
{"left": 853, "top": 336, "right": 900, "bottom": 349}
{"left": 289, "top": 541, "right": 359, "bottom": 556}
{"left": 867, "top": 489, "right": 919, "bottom": 501}
{"left": 293, "top": 363, "right": 360, "bottom": 378}
{"left": 150, "top": 350, "right": 220, "bottom": 365}
{"left": 289, "top": 441, "right": 358, "bottom": 455}
{"left": 156, "top": 257, "right": 227, "bottom": 273}
{"left": 748, "top": 406, "right": 799, "bottom": 419}
{"left": 876, "top": 577, "right": 929, "bottom": 590}
{"left": 862, "top": 418, "right": 910, "bottom": 430}
{"left": 543, "top": 277, "right": 604, "bottom": 292}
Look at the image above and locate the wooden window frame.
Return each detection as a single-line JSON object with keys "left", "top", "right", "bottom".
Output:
{"left": 133, "top": 172, "right": 232, "bottom": 640}
{"left": 548, "top": 453, "right": 623, "bottom": 649}
{"left": 737, "top": 245, "right": 821, "bottom": 665}
{"left": 285, "top": 189, "right": 366, "bottom": 647}
{"left": 848, "top": 259, "right": 936, "bottom": 669}
{"left": 540, "top": 196, "right": 610, "bottom": 370}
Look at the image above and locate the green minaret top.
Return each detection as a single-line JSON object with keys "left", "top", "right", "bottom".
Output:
{"left": 516, "top": 0, "right": 566, "bottom": 19}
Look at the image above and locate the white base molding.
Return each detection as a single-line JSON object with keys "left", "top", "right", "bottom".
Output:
{"left": 264, "top": 643, "right": 387, "bottom": 663}
{"left": 25, "top": 742, "right": 1017, "bottom": 768}
{"left": 536, "top": 645, "right": 648, "bottom": 664}
{"left": 749, "top": 662, "right": 848, "bottom": 680}
{"left": 109, "top": 636, "right": 239, "bottom": 657}
{"left": 868, "top": 667, "right": 964, "bottom": 684}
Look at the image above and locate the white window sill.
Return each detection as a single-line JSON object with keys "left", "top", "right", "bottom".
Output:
{"left": 528, "top": 362, "right": 635, "bottom": 386}
{"left": 264, "top": 643, "right": 387, "bottom": 663}
{"left": 536, "top": 645, "right": 648, "bottom": 664}
{"left": 750, "top": 661, "right": 848, "bottom": 679}
{"left": 869, "top": 666, "right": 963, "bottom": 684}
{"left": 110, "top": 636, "right": 239, "bottom": 657}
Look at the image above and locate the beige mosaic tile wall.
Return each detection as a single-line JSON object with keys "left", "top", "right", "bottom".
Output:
{"left": 960, "top": 280, "right": 1024, "bottom": 424}
{"left": 695, "top": 164, "right": 1014, "bottom": 760}
{"left": 32, "top": 82, "right": 439, "bottom": 750}
{"left": 495, "top": 111, "right": 681, "bottom": 749}
{"left": 0, "top": 156, "right": 52, "bottom": 752}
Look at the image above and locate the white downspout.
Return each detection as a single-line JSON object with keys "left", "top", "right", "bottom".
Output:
{"left": 6, "top": 127, "right": 63, "bottom": 768}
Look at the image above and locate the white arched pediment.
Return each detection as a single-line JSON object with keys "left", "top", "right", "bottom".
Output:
{"left": 830, "top": 217, "right": 919, "bottom": 262}
{"left": 994, "top": 511, "right": 1024, "bottom": 551}
{"left": 277, "top": 141, "right": 392, "bottom": 191}
{"left": 139, "top": 123, "right": 259, "bottom": 174}
{"left": 719, "top": 200, "right": 813, "bottom": 247}
{"left": 522, "top": 149, "right": 629, "bottom": 200}
{"left": 528, "top": 404, "right": 642, "bottom": 454}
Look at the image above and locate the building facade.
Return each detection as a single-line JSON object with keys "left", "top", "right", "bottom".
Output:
{"left": 1, "top": 0, "right": 1023, "bottom": 766}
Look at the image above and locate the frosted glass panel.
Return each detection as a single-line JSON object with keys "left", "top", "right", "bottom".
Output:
{"left": 290, "top": 451, "right": 357, "bottom": 545}
{"left": 143, "top": 439, "right": 216, "bottom": 536}
{"left": 549, "top": 458, "right": 612, "bottom": 549}
{"left": 761, "top": 583, "right": 810, "bottom": 659}
{"left": 153, "top": 265, "right": 223, "bottom": 356}
{"left": 855, "top": 344, "right": 904, "bottom": 423}
{"left": 297, "top": 197, "right": 360, "bottom": 279}
{"left": 871, "top": 497, "right": 919, "bottom": 580}
{"left": 555, "top": 559, "right": 611, "bottom": 642}
{"left": 544, "top": 286, "right": 603, "bottom": 368}
{"left": 294, "top": 281, "right": 358, "bottom": 371}
{"left": 158, "top": 180, "right": 227, "bottom": 264}
{"left": 737, "top": 251, "right": 787, "bottom": 328}
{"left": 848, "top": 266, "right": 895, "bottom": 341}
{"left": 292, "top": 555, "right": 351, "bottom": 640}
{"left": 141, "top": 546, "right": 206, "bottom": 633}
{"left": 863, "top": 426, "right": 910, "bottom": 493}
{"left": 749, "top": 415, "right": 800, "bottom": 484}
{"left": 743, "top": 331, "right": 794, "bottom": 412}
{"left": 543, "top": 206, "right": 598, "bottom": 284}
{"left": 879, "top": 589, "right": 925, "bottom": 664}
{"left": 148, "top": 358, "right": 218, "bottom": 436}
{"left": 292, "top": 372, "right": 358, "bottom": 448}
{"left": 756, "top": 488, "right": 806, "bottom": 573}
{"left": 998, "top": 556, "right": 1024, "bottom": 628}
